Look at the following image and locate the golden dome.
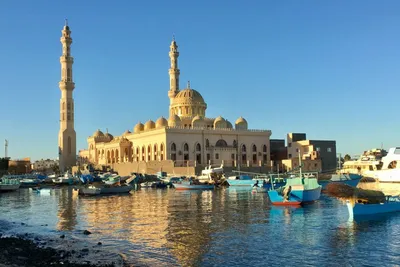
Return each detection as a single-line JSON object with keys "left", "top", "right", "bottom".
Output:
{"left": 226, "top": 120, "right": 233, "bottom": 129}
{"left": 123, "top": 130, "right": 131, "bottom": 136}
{"left": 93, "top": 129, "right": 104, "bottom": 137}
{"left": 155, "top": 117, "right": 168, "bottom": 128}
{"left": 134, "top": 122, "right": 144, "bottom": 133}
{"left": 168, "top": 114, "right": 181, "bottom": 127}
{"left": 235, "top": 116, "right": 248, "bottom": 130}
{"left": 214, "top": 116, "right": 227, "bottom": 129}
{"left": 174, "top": 88, "right": 205, "bottom": 104}
{"left": 144, "top": 120, "right": 156, "bottom": 131}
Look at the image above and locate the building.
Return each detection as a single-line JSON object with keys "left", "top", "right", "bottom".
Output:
{"left": 31, "top": 159, "right": 59, "bottom": 172}
{"left": 8, "top": 158, "right": 32, "bottom": 174}
{"left": 285, "top": 133, "right": 336, "bottom": 172}
{"left": 58, "top": 20, "right": 77, "bottom": 173}
{"left": 269, "top": 139, "right": 287, "bottom": 172}
{"left": 79, "top": 38, "right": 272, "bottom": 175}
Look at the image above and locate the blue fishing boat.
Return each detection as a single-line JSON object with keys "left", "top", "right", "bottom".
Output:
{"left": 285, "top": 177, "right": 321, "bottom": 202}
{"left": 226, "top": 175, "right": 263, "bottom": 187}
{"left": 346, "top": 196, "right": 400, "bottom": 218}
{"left": 267, "top": 185, "right": 304, "bottom": 206}
{"left": 319, "top": 173, "right": 362, "bottom": 190}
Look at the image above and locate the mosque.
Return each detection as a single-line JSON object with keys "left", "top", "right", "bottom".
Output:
{"left": 79, "top": 37, "right": 272, "bottom": 174}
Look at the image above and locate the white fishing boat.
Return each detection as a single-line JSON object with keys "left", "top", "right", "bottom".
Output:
{"left": 52, "top": 171, "right": 74, "bottom": 185}
{"left": 196, "top": 164, "right": 224, "bottom": 182}
{"left": 0, "top": 178, "right": 20, "bottom": 192}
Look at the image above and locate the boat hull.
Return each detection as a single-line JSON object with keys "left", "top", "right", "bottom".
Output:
{"left": 291, "top": 186, "right": 321, "bottom": 202}
{"left": 100, "top": 185, "right": 133, "bottom": 194}
{"left": 226, "top": 179, "right": 263, "bottom": 187}
{"left": 320, "top": 175, "right": 362, "bottom": 190}
{"left": 267, "top": 190, "right": 302, "bottom": 206}
{"left": 0, "top": 184, "right": 20, "bottom": 192}
{"left": 174, "top": 184, "right": 214, "bottom": 190}
{"left": 347, "top": 198, "right": 400, "bottom": 218}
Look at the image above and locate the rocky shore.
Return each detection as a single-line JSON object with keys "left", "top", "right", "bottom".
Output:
{"left": 0, "top": 231, "right": 124, "bottom": 267}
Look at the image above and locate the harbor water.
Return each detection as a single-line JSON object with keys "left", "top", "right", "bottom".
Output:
{"left": 1, "top": 185, "right": 400, "bottom": 266}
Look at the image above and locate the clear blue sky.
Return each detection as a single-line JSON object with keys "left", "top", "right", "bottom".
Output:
{"left": 1, "top": 0, "right": 399, "bottom": 161}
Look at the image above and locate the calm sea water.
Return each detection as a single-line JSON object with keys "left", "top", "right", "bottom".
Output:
{"left": 1, "top": 185, "right": 400, "bottom": 266}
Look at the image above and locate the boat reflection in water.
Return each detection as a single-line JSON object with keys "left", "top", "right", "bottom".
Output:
{"left": 1, "top": 187, "right": 400, "bottom": 266}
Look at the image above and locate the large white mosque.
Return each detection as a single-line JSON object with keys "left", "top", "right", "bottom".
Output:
{"left": 77, "top": 29, "right": 272, "bottom": 174}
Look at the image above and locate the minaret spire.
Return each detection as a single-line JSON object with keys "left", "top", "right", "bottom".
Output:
{"left": 168, "top": 36, "right": 180, "bottom": 117}
{"left": 58, "top": 21, "right": 76, "bottom": 173}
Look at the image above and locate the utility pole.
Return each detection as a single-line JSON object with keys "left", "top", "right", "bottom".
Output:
{"left": 4, "top": 139, "right": 8, "bottom": 158}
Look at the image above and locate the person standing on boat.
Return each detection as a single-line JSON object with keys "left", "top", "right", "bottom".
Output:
{"left": 283, "top": 186, "right": 292, "bottom": 202}
{"left": 253, "top": 180, "right": 259, "bottom": 187}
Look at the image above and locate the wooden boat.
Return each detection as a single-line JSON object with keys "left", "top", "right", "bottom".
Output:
{"left": 285, "top": 177, "right": 321, "bottom": 202}
{"left": 346, "top": 196, "right": 400, "bottom": 218}
{"left": 173, "top": 182, "right": 214, "bottom": 190}
{"left": 0, "top": 178, "right": 20, "bottom": 192}
{"left": 78, "top": 184, "right": 133, "bottom": 196}
{"left": 267, "top": 185, "right": 304, "bottom": 206}
{"left": 319, "top": 174, "right": 362, "bottom": 190}
{"left": 78, "top": 186, "right": 102, "bottom": 196}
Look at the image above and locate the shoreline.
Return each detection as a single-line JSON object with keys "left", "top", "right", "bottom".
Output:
{"left": 0, "top": 220, "right": 125, "bottom": 267}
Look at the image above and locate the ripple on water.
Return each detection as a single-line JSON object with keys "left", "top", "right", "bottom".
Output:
{"left": 1, "top": 186, "right": 400, "bottom": 266}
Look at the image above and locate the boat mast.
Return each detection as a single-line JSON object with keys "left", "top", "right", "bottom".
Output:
{"left": 299, "top": 150, "right": 302, "bottom": 178}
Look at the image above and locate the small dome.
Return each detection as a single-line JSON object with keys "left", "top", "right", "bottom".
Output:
{"left": 93, "top": 129, "right": 104, "bottom": 137}
{"left": 123, "top": 130, "right": 131, "bottom": 136}
{"left": 192, "top": 115, "right": 206, "bottom": 128}
{"left": 214, "top": 116, "right": 227, "bottom": 129}
{"left": 144, "top": 120, "right": 156, "bottom": 131}
{"left": 226, "top": 120, "right": 233, "bottom": 129}
{"left": 105, "top": 133, "right": 114, "bottom": 140}
{"left": 168, "top": 114, "right": 181, "bottom": 127}
{"left": 134, "top": 122, "right": 144, "bottom": 133}
{"left": 235, "top": 116, "right": 248, "bottom": 130}
{"left": 155, "top": 117, "right": 168, "bottom": 128}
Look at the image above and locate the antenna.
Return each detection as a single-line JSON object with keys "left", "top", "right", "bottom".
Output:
{"left": 4, "top": 139, "right": 8, "bottom": 158}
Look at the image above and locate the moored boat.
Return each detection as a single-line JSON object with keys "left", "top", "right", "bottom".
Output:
{"left": 0, "top": 178, "right": 20, "bottom": 192}
{"left": 267, "top": 186, "right": 303, "bottom": 206}
{"left": 174, "top": 183, "right": 214, "bottom": 190}
{"left": 319, "top": 173, "right": 362, "bottom": 190}
{"left": 346, "top": 196, "right": 400, "bottom": 218}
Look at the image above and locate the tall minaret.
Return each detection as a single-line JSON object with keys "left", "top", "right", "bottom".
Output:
{"left": 168, "top": 37, "right": 180, "bottom": 117}
{"left": 58, "top": 20, "right": 76, "bottom": 173}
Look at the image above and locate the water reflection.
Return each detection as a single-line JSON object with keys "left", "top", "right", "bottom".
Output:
{"left": 1, "top": 187, "right": 400, "bottom": 266}
{"left": 57, "top": 188, "right": 78, "bottom": 231}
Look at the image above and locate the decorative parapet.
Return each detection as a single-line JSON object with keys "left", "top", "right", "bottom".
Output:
{"left": 165, "top": 126, "right": 271, "bottom": 133}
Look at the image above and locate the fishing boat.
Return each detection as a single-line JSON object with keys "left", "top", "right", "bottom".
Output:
{"left": 196, "top": 164, "right": 224, "bottom": 182}
{"left": 52, "top": 171, "right": 74, "bottom": 185}
{"left": 346, "top": 196, "right": 400, "bottom": 218}
{"left": 77, "top": 184, "right": 133, "bottom": 196}
{"left": 0, "top": 178, "right": 20, "bottom": 192}
{"left": 319, "top": 173, "right": 362, "bottom": 190}
{"left": 226, "top": 175, "right": 265, "bottom": 187}
{"left": 173, "top": 180, "right": 214, "bottom": 190}
{"left": 267, "top": 185, "right": 304, "bottom": 206}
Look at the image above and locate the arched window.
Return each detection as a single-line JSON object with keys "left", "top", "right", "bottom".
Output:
{"left": 242, "top": 144, "right": 246, "bottom": 152}
{"left": 216, "top": 139, "right": 228, "bottom": 147}
{"left": 252, "top": 144, "right": 257, "bottom": 152}
{"left": 154, "top": 144, "right": 157, "bottom": 153}
{"left": 171, "top": 143, "right": 176, "bottom": 151}
{"left": 184, "top": 143, "right": 189, "bottom": 152}
{"left": 263, "top": 145, "right": 267, "bottom": 153}
{"left": 233, "top": 140, "right": 237, "bottom": 148}
{"left": 148, "top": 145, "right": 151, "bottom": 153}
{"left": 160, "top": 143, "right": 164, "bottom": 152}
{"left": 196, "top": 143, "right": 201, "bottom": 151}
{"left": 206, "top": 139, "right": 210, "bottom": 147}
{"left": 136, "top": 147, "right": 139, "bottom": 155}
